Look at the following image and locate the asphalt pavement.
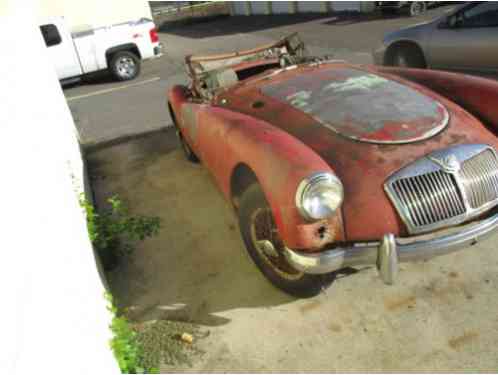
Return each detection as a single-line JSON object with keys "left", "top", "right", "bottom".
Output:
{"left": 64, "top": 4, "right": 455, "bottom": 149}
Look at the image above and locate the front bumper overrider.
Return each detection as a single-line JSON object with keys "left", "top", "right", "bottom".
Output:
{"left": 284, "top": 210, "right": 498, "bottom": 285}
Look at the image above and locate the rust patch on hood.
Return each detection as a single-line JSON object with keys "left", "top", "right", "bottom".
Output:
{"left": 260, "top": 68, "right": 449, "bottom": 144}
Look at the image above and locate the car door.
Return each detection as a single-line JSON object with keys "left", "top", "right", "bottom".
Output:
{"left": 427, "top": 2, "right": 498, "bottom": 74}
{"left": 40, "top": 22, "right": 82, "bottom": 80}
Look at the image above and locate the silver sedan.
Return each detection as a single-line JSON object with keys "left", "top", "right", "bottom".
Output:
{"left": 373, "top": 2, "right": 498, "bottom": 75}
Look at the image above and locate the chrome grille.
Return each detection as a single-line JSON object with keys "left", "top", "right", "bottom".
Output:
{"left": 460, "top": 150, "right": 498, "bottom": 209}
{"left": 385, "top": 144, "right": 498, "bottom": 234}
{"left": 391, "top": 171, "right": 465, "bottom": 228}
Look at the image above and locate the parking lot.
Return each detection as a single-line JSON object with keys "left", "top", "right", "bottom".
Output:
{"left": 79, "top": 5, "right": 498, "bottom": 372}
{"left": 66, "top": 4, "right": 454, "bottom": 148}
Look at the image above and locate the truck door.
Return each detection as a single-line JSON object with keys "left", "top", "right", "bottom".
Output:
{"left": 40, "top": 22, "right": 82, "bottom": 80}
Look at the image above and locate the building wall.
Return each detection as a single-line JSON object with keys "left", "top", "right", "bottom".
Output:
{"left": 1, "top": 1, "right": 119, "bottom": 373}
{"left": 231, "top": 1, "right": 366, "bottom": 15}
{"left": 38, "top": 0, "right": 152, "bottom": 30}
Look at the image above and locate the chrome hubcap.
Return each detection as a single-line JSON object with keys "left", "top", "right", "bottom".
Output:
{"left": 116, "top": 57, "right": 136, "bottom": 78}
{"left": 411, "top": 2, "right": 423, "bottom": 15}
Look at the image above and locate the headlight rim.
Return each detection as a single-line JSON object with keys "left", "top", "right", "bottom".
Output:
{"left": 295, "top": 172, "right": 344, "bottom": 222}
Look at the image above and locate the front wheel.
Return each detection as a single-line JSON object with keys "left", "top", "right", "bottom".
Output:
{"left": 238, "top": 183, "right": 334, "bottom": 298}
{"left": 392, "top": 46, "right": 426, "bottom": 68}
{"left": 110, "top": 51, "right": 141, "bottom": 81}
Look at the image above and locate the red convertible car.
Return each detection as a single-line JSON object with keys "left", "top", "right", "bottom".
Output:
{"left": 168, "top": 34, "right": 498, "bottom": 297}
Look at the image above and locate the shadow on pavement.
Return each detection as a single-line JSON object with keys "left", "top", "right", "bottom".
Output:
{"left": 162, "top": 14, "right": 331, "bottom": 39}
{"left": 85, "top": 129, "right": 292, "bottom": 327}
{"left": 321, "top": 11, "right": 409, "bottom": 26}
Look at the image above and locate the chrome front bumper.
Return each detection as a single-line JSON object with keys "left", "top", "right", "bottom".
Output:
{"left": 284, "top": 211, "right": 498, "bottom": 285}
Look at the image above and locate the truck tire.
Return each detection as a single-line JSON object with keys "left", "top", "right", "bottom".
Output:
{"left": 408, "top": 2, "right": 426, "bottom": 17}
{"left": 109, "top": 51, "right": 140, "bottom": 81}
{"left": 238, "top": 183, "right": 334, "bottom": 298}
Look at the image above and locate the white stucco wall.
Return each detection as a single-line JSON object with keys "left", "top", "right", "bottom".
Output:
{"left": 0, "top": 1, "right": 119, "bottom": 373}
{"left": 38, "top": 0, "right": 152, "bottom": 29}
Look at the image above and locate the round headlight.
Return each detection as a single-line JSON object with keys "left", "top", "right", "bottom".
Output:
{"left": 295, "top": 172, "right": 344, "bottom": 221}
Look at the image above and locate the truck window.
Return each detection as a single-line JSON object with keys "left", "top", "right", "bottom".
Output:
{"left": 40, "top": 24, "right": 61, "bottom": 47}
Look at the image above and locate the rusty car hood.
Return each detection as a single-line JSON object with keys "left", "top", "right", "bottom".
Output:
{"left": 259, "top": 67, "right": 449, "bottom": 144}
{"left": 216, "top": 63, "right": 498, "bottom": 239}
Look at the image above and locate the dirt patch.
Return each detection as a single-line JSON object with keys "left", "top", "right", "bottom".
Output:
{"left": 448, "top": 331, "right": 479, "bottom": 350}
{"left": 137, "top": 319, "right": 206, "bottom": 370}
{"left": 384, "top": 295, "right": 417, "bottom": 311}
{"left": 299, "top": 300, "right": 322, "bottom": 314}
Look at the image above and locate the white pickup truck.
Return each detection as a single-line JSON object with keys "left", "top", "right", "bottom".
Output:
{"left": 39, "top": 16, "right": 163, "bottom": 83}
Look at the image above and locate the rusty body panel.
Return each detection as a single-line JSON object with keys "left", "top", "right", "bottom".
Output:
{"left": 169, "top": 61, "right": 498, "bottom": 250}
{"left": 374, "top": 67, "right": 498, "bottom": 136}
{"left": 169, "top": 86, "right": 344, "bottom": 251}
{"left": 260, "top": 67, "right": 449, "bottom": 144}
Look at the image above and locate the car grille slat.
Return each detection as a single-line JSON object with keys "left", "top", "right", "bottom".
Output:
{"left": 385, "top": 145, "right": 498, "bottom": 234}
{"left": 392, "top": 171, "right": 466, "bottom": 229}
{"left": 460, "top": 150, "right": 498, "bottom": 209}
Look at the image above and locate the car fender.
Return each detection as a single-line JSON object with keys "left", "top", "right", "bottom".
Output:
{"left": 374, "top": 67, "right": 498, "bottom": 136}
{"left": 200, "top": 106, "right": 346, "bottom": 251}
{"left": 168, "top": 86, "right": 345, "bottom": 251}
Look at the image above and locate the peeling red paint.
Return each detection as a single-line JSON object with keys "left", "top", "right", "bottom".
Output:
{"left": 168, "top": 61, "right": 498, "bottom": 251}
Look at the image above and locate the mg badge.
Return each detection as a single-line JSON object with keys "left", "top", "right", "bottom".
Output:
{"left": 429, "top": 154, "right": 461, "bottom": 174}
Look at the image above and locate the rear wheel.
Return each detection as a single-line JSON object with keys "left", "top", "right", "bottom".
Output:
{"left": 169, "top": 104, "right": 199, "bottom": 163}
{"left": 110, "top": 51, "right": 140, "bottom": 81}
{"left": 408, "top": 2, "right": 427, "bottom": 17}
{"left": 177, "top": 130, "right": 199, "bottom": 163}
{"left": 238, "top": 183, "right": 334, "bottom": 298}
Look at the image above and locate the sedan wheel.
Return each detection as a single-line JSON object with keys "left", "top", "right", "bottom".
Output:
{"left": 392, "top": 46, "right": 426, "bottom": 69}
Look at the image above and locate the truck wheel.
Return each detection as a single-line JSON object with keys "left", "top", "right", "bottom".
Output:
{"left": 110, "top": 51, "right": 140, "bottom": 81}
{"left": 408, "top": 2, "right": 426, "bottom": 17}
{"left": 238, "top": 183, "right": 334, "bottom": 298}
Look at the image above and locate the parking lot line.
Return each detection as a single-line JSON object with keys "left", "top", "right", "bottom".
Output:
{"left": 66, "top": 77, "right": 161, "bottom": 102}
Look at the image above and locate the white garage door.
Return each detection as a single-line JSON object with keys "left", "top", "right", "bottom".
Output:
{"left": 231, "top": 1, "right": 247, "bottom": 15}
{"left": 251, "top": 1, "right": 268, "bottom": 14}
{"left": 331, "top": 1, "right": 361, "bottom": 11}
{"left": 297, "top": 1, "right": 324, "bottom": 13}
{"left": 272, "top": 1, "right": 292, "bottom": 14}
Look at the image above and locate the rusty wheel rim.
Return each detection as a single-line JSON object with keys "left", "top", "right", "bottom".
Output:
{"left": 249, "top": 207, "right": 303, "bottom": 280}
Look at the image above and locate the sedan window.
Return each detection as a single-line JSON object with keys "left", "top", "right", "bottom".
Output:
{"left": 461, "top": 2, "right": 498, "bottom": 28}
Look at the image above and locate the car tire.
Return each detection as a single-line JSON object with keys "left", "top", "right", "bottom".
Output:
{"left": 177, "top": 130, "right": 199, "bottom": 163}
{"left": 110, "top": 51, "right": 141, "bottom": 81}
{"left": 238, "top": 183, "right": 334, "bottom": 298}
{"left": 392, "top": 46, "right": 426, "bottom": 68}
{"left": 169, "top": 103, "right": 200, "bottom": 163}
{"left": 408, "top": 2, "right": 427, "bottom": 17}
